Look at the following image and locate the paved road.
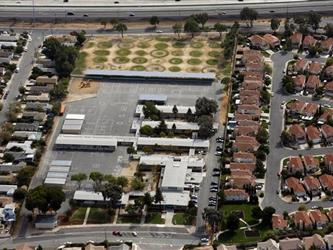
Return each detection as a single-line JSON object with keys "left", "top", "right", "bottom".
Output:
{"left": 261, "top": 52, "right": 333, "bottom": 213}
{"left": 0, "top": 1, "right": 333, "bottom": 20}
{"left": 0, "top": 32, "right": 43, "bottom": 124}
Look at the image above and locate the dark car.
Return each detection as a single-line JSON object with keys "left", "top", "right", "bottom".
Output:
{"left": 67, "top": 12, "right": 74, "bottom": 16}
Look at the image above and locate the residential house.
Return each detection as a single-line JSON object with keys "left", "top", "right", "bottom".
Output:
{"left": 232, "top": 136, "right": 260, "bottom": 153}
{"left": 325, "top": 81, "right": 333, "bottom": 97}
{"left": 25, "top": 93, "right": 50, "bottom": 102}
{"left": 238, "top": 119, "right": 260, "bottom": 127}
{"left": 324, "top": 154, "right": 333, "bottom": 173}
{"left": 24, "top": 102, "right": 52, "bottom": 112}
{"left": 289, "top": 124, "right": 306, "bottom": 144}
{"left": 28, "top": 85, "right": 54, "bottom": 95}
{"left": 239, "top": 91, "right": 261, "bottom": 105}
{"left": 293, "top": 75, "right": 306, "bottom": 92}
{"left": 327, "top": 208, "right": 333, "bottom": 222}
{"left": 229, "top": 162, "right": 256, "bottom": 173}
{"left": 271, "top": 214, "right": 288, "bottom": 230}
{"left": 230, "top": 169, "right": 252, "bottom": 176}
{"left": 321, "top": 124, "right": 333, "bottom": 143}
{"left": 303, "top": 175, "right": 321, "bottom": 196}
{"left": 234, "top": 126, "right": 259, "bottom": 137}
{"left": 35, "top": 75, "right": 58, "bottom": 86}
{"left": 287, "top": 100, "right": 307, "bottom": 116}
{"left": 294, "top": 59, "right": 309, "bottom": 73}
{"left": 302, "top": 103, "right": 319, "bottom": 118}
{"left": 320, "top": 38, "right": 333, "bottom": 54}
{"left": 324, "top": 234, "right": 333, "bottom": 250}
{"left": 235, "top": 113, "right": 254, "bottom": 121}
{"left": 248, "top": 35, "right": 269, "bottom": 50}
{"left": 223, "top": 188, "right": 249, "bottom": 202}
{"left": 279, "top": 237, "right": 303, "bottom": 250}
{"left": 5, "top": 140, "right": 36, "bottom": 163}
{"left": 318, "top": 109, "right": 333, "bottom": 124}
{"left": 324, "top": 65, "right": 333, "bottom": 79}
{"left": 305, "top": 75, "right": 321, "bottom": 93}
{"left": 303, "top": 35, "right": 317, "bottom": 50}
{"left": 290, "top": 32, "right": 303, "bottom": 49}
{"left": 85, "top": 243, "right": 106, "bottom": 250}
{"left": 319, "top": 174, "right": 333, "bottom": 193}
{"left": 227, "top": 175, "right": 256, "bottom": 189}
{"left": 242, "top": 81, "right": 263, "bottom": 91}
{"left": 293, "top": 211, "right": 313, "bottom": 230}
{"left": 232, "top": 152, "right": 256, "bottom": 163}
{"left": 237, "top": 104, "right": 261, "bottom": 116}
{"left": 14, "top": 122, "right": 39, "bottom": 132}
{"left": 263, "top": 34, "right": 280, "bottom": 48}
{"left": 286, "top": 156, "right": 304, "bottom": 175}
{"left": 0, "top": 49, "right": 13, "bottom": 64}
{"left": 21, "top": 111, "right": 47, "bottom": 123}
{"left": 257, "top": 239, "right": 279, "bottom": 250}
{"left": 306, "top": 125, "right": 321, "bottom": 144}
{"left": 242, "top": 71, "right": 263, "bottom": 83}
{"left": 242, "top": 50, "right": 264, "bottom": 72}
{"left": 308, "top": 62, "right": 322, "bottom": 75}
{"left": 303, "top": 155, "right": 320, "bottom": 173}
{"left": 303, "top": 234, "right": 326, "bottom": 250}
{"left": 309, "top": 210, "right": 329, "bottom": 229}
{"left": 285, "top": 177, "right": 306, "bottom": 197}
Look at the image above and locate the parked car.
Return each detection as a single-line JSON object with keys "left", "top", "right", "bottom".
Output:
{"left": 132, "top": 232, "right": 138, "bottom": 237}
{"left": 211, "top": 181, "right": 218, "bottom": 185}
{"left": 214, "top": 152, "right": 222, "bottom": 156}
{"left": 213, "top": 168, "right": 220, "bottom": 172}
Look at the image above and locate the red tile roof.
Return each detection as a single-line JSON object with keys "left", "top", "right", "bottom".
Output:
{"left": 237, "top": 104, "right": 261, "bottom": 115}
{"left": 303, "top": 35, "right": 317, "bottom": 47}
{"left": 319, "top": 174, "right": 333, "bottom": 190}
{"left": 289, "top": 124, "right": 306, "bottom": 139}
{"left": 304, "top": 175, "right": 321, "bottom": 190}
{"left": 286, "top": 177, "right": 306, "bottom": 194}
{"left": 325, "top": 81, "right": 333, "bottom": 92}
{"left": 321, "top": 38, "right": 333, "bottom": 50}
{"left": 263, "top": 34, "right": 280, "bottom": 46}
{"left": 308, "top": 62, "right": 322, "bottom": 75}
{"left": 272, "top": 214, "right": 288, "bottom": 230}
{"left": 295, "top": 59, "right": 308, "bottom": 72}
{"left": 293, "top": 75, "right": 306, "bottom": 88}
{"left": 287, "top": 156, "right": 304, "bottom": 172}
{"left": 324, "top": 154, "right": 333, "bottom": 167}
{"left": 294, "top": 211, "right": 312, "bottom": 227}
{"left": 305, "top": 75, "right": 321, "bottom": 89}
{"left": 309, "top": 209, "right": 329, "bottom": 225}
{"left": 233, "top": 136, "right": 260, "bottom": 152}
{"left": 242, "top": 71, "right": 263, "bottom": 82}
{"left": 319, "top": 109, "right": 333, "bottom": 123}
{"left": 238, "top": 120, "right": 260, "bottom": 127}
{"left": 303, "top": 103, "right": 319, "bottom": 116}
{"left": 224, "top": 188, "right": 249, "bottom": 199}
{"left": 235, "top": 113, "right": 255, "bottom": 121}
{"left": 321, "top": 124, "right": 333, "bottom": 138}
{"left": 234, "top": 126, "right": 259, "bottom": 136}
{"left": 324, "top": 65, "right": 333, "bottom": 77}
{"left": 230, "top": 162, "right": 256, "bottom": 172}
{"left": 228, "top": 175, "right": 256, "bottom": 188}
{"left": 287, "top": 100, "right": 307, "bottom": 113}
{"left": 303, "top": 155, "right": 320, "bottom": 169}
{"left": 232, "top": 152, "right": 256, "bottom": 163}
{"left": 249, "top": 35, "right": 267, "bottom": 46}
{"left": 306, "top": 125, "right": 321, "bottom": 142}
{"left": 291, "top": 32, "right": 303, "bottom": 44}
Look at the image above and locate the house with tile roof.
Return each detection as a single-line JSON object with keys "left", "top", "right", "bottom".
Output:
{"left": 321, "top": 124, "right": 333, "bottom": 143}
{"left": 303, "top": 175, "right": 321, "bottom": 196}
{"left": 286, "top": 156, "right": 304, "bottom": 175}
{"left": 319, "top": 174, "right": 333, "bottom": 193}
{"left": 309, "top": 210, "right": 329, "bottom": 229}
{"left": 320, "top": 38, "right": 333, "bottom": 54}
{"left": 303, "top": 35, "right": 317, "bottom": 50}
{"left": 306, "top": 125, "right": 321, "bottom": 144}
{"left": 232, "top": 152, "right": 256, "bottom": 163}
{"left": 294, "top": 59, "right": 309, "bottom": 73}
{"left": 325, "top": 81, "right": 333, "bottom": 97}
{"left": 293, "top": 211, "right": 313, "bottom": 230}
{"left": 303, "top": 233, "right": 326, "bottom": 250}
{"left": 224, "top": 188, "right": 249, "bottom": 202}
{"left": 303, "top": 155, "right": 320, "bottom": 173}
{"left": 324, "top": 154, "right": 333, "bottom": 173}
{"left": 279, "top": 237, "right": 303, "bottom": 250}
{"left": 285, "top": 177, "right": 306, "bottom": 197}
{"left": 289, "top": 124, "right": 306, "bottom": 144}
{"left": 293, "top": 75, "right": 306, "bottom": 92}
{"left": 305, "top": 75, "right": 321, "bottom": 93}
{"left": 272, "top": 213, "right": 288, "bottom": 230}
{"left": 290, "top": 32, "right": 303, "bottom": 49}
{"left": 308, "top": 62, "right": 322, "bottom": 75}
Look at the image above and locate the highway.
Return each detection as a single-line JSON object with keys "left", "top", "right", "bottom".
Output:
{"left": 0, "top": 1, "right": 332, "bottom": 20}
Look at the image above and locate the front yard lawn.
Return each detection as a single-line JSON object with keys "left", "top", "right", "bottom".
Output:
{"left": 145, "top": 212, "right": 165, "bottom": 224}
{"left": 172, "top": 213, "right": 185, "bottom": 225}
{"left": 87, "top": 208, "right": 112, "bottom": 224}
{"left": 220, "top": 204, "right": 257, "bottom": 225}
{"left": 69, "top": 207, "right": 86, "bottom": 224}
{"left": 117, "top": 215, "right": 141, "bottom": 224}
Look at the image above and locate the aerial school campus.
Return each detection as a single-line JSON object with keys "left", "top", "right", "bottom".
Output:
{"left": 0, "top": 0, "right": 333, "bottom": 249}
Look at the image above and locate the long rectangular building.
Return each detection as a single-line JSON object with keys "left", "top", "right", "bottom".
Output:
{"left": 137, "top": 137, "right": 209, "bottom": 151}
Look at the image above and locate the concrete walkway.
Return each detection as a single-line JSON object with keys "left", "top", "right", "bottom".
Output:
{"left": 164, "top": 211, "right": 174, "bottom": 225}
{"left": 83, "top": 207, "right": 91, "bottom": 225}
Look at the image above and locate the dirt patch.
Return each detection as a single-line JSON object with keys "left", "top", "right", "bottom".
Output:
{"left": 121, "top": 161, "right": 138, "bottom": 193}
{"left": 66, "top": 77, "right": 100, "bottom": 103}
{"left": 219, "top": 92, "right": 229, "bottom": 125}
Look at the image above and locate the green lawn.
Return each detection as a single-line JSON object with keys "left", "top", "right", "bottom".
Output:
{"left": 69, "top": 207, "right": 87, "bottom": 224}
{"left": 145, "top": 212, "right": 165, "bottom": 224}
{"left": 117, "top": 215, "right": 141, "bottom": 224}
{"left": 87, "top": 208, "right": 112, "bottom": 224}
{"left": 221, "top": 204, "right": 257, "bottom": 224}
{"left": 73, "top": 52, "right": 87, "bottom": 74}
{"left": 172, "top": 213, "right": 185, "bottom": 225}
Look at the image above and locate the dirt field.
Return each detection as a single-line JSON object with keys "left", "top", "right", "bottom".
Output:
{"left": 66, "top": 77, "right": 100, "bottom": 102}
{"left": 77, "top": 33, "right": 225, "bottom": 78}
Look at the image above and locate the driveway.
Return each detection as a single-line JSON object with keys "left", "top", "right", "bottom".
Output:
{"left": 261, "top": 52, "right": 333, "bottom": 213}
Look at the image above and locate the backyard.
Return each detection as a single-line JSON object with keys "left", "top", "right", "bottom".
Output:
{"left": 74, "top": 34, "right": 225, "bottom": 78}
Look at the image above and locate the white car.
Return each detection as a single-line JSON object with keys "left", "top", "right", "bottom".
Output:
{"left": 156, "top": 30, "right": 163, "bottom": 33}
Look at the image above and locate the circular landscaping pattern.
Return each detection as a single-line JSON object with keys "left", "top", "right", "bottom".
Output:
{"left": 151, "top": 50, "right": 169, "bottom": 58}
{"left": 93, "top": 56, "right": 108, "bottom": 64}
{"left": 189, "top": 50, "right": 203, "bottom": 57}
{"left": 146, "top": 64, "right": 166, "bottom": 72}
{"left": 155, "top": 36, "right": 172, "bottom": 42}
{"left": 131, "top": 65, "right": 146, "bottom": 71}
{"left": 172, "top": 41, "right": 186, "bottom": 48}
{"left": 171, "top": 50, "right": 184, "bottom": 56}
{"left": 187, "top": 67, "right": 201, "bottom": 73}
{"left": 208, "top": 50, "right": 220, "bottom": 58}
{"left": 202, "top": 66, "right": 217, "bottom": 73}
{"left": 113, "top": 57, "right": 130, "bottom": 64}
{"left": 169, "top": 58, "right": 183, "bottom": 65}
{"left": 154, "top": 42, "right": 169, "bottom": 50}
{"left": 97, "top": 41, "right": 113, "bottom": 49}
{"left": 135, "top": 50, "right": 147, "bottom": 56}
{"left": 151, "top": 58, "right": 166, "bottom": 64}
{"left": 93, "top": 50, "right": 110, "bottom": 56}
{"left": 187, "top": 58, "right": 202, "bottom": 65}
{"left": 122, "top": 37, "right": 135, "bottom": 43}
{"left": 116, "top": 49, "right": 131, "bottom": 56}
{"left": 137, "top": 41, "right": 150, "bottom": 49}
{"left": 118, "top": 42, "right": 134, "bottom": 49}
{"left": 209, "top": 42, "right": 221, "bottom": 49}
{"left": 206, "top": 59, "right": 218, "bottom": 65}
{"left": 132, "top": 57, "right": 148, "bottom": 64}
{"left": 190, "top": 41, "right": 204, "bottom": 48}
{"left": 168, "top": 66, "right": 181, "bottom": 72}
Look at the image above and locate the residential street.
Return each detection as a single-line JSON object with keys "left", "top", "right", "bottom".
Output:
{"left": 261, "top": 52, "right": 333, "bottom": 213}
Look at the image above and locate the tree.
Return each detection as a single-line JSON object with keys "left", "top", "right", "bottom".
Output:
{"left": 251, "top": 206, "right": 263, "bottom": 220}
{"left": 260, "top": 89, "right": 271, "bottom": 106}
{"left": 308, "top": 45, "right": 319, "bottom": 57}
{"left": 195, "top": 97, "right": 218, "bottom": 116}
{"left": 262, "top": 206, "right": 276, "bottom": 226}
{"left": 172, "top": 23, "right": 182, "bottom": 39}
{"left": 71, "top": 173, "right": 87, "bottom": 188}
{"left": 110, "top": 18, "right": 119, "bottom": 29}
{"left": 184, "top": 18, "right": 200, "bottom": 38}
{"left": 143, "top": 102, "right": 160, "bottom": 120}
{"left": 3, "top": 153, "right": 14, "bottom": 163}
{"left": 36, "top": 245, "right": 43, "bottom": 250}
{"left": 281, "top": 130, "right": 293, "bottom": 146}
{"left": 172, "top": 105, "right": 178, "bottom": 118}
{"left": 240, "top": 7, "right": 258, "bottom": 27}
{"left": 102, "top": 183, "right": 122, "bottom": 209}
{"left": 154, "top": 188, "right": 163, "bottom": 204}
{"left": 16, "top": 166, "right": 35, "bottom": 186}
{"left": 256, "top": 126, "right": 269, "bottom": 144}
{"left": 143, "top": 192, "right": 153, "bottom": 207}
{"left": 270, "top": 18, "right": 280, "bottom": 33}
{"left": 131, "top": 177, "right": 145, "bottom": 191}
{"left": 149, "top": 16, "right": 159, "bottom": 28}
{"left": 75, "top": 30, "right": 86, "bottom": 47}
{"left": 198, "top": 115, "right": 213, "bottom": 139}
{"left": 226, "top": 213, "right": 240, "bottom": 231}
{"left": 89, "top": 171, "right": 104, "bottom": 183}
{"left": 324, "top": 24, "right": 333, "bottom": 38}
{"left": 115, "top": 22, "right": 127, "bottom": 38}
{"left": 193, "top": 13, "right": 209, "bottom": 29}
{"left": 101, "top": 19, "right": 107, "bottom": 29}
{"left": 140, "top": 125, "right": 154, "bottom": 136}
{"left": 185, "top": 108, "right": 194, "bottom": 122}
{"left": 214, "top": 23, "right": 227, "bottom": 39}
{"left": 202, "top": 208, "right": 220, "bottom": 232}
{"left": 116, "top": 176, "right": 128, "bottom": 188}
{"left": 307, "top": 11, "right": 321, "bottom": 32}
{"left": 13, "top": 188, "right": 27, "bottom": 201}
{"left": 25, "top": 185, "right": 65, "bottom": 214}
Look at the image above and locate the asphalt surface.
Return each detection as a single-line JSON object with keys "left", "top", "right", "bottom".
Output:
{"left": 0, "top": 1, "right": 333, "bottom": 20}
{"left": 261, "top": 51, "right": 333, "bottom": 213}
{"left": 0, "top": 32, "right": 43, "bottom": 124}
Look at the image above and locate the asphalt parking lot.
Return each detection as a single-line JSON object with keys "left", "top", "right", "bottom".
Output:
{"left": 43, "top": 80, "right": 218, "bottom": 185}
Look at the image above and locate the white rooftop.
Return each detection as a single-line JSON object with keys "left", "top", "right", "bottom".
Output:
{"left": 135, "top": 104, "right": 196, "bottom": 115}
{"left": 160, "top": 191, "right": 191, "bottom": 207}
{"left": 51, "top": 160, "right": 72, "bottom": 166}
{"left": 161, "top": 160, "right": 188, "bottom": 190}
{"left": 65, "top": 114, "right": 85, "bottom": 120}
{"left": 44, "top": 178, "right": 66, "bottom": 185}
{"left": 137, "top": 137, "right": 209, "bottom": 148}
{"left": 5, "top": 140, "right": 36, "bottom": 155}
{"left": 73, "top": 190, "right": 106, "bottom": 201}
{"left": 140, "top": 120, "right": 218, "bottom": 131}
{"left": 55, "top": 134, "right": 118, "bottom": 147}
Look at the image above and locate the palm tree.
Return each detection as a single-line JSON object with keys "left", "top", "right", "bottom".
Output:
{"left": 115, "top": 22, "right": 128, "bottom": 38}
